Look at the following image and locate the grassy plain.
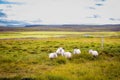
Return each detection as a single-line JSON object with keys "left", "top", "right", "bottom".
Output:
{"left": 0, "top": 31, "right": 120, "bottom": 39}
{"left": 0, "top": 31, "right": 120, "bottom": 80}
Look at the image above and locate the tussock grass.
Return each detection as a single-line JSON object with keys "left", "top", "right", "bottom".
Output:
{"left": 0, "top": 31, "right": 120, "bottom": 80}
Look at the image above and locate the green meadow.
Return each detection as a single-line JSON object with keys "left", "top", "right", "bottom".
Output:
{"left": 0, "top": 31, "right": 120, "bottom": 80}
{"left": 0, "top": 31, "right": 120, "bottom": 39}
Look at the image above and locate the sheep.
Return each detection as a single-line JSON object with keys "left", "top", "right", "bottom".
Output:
{"left": 63, "top": 52, "right": 72, "bottom": 59}
{"left": 49, "top": 52, "right": 57, "bottom": 59}
{"left": 56, "top": 47, "right": 65, "bottom": 56}
{"left": 89, "top": 49, "right": 98, "bottom": 57}
{"left": 73, "top": 49, "right": 81, "bottom": 54}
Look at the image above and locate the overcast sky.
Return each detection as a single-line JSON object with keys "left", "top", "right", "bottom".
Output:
{"left": 0, "top": 0, "right": 120, "bottom": 26}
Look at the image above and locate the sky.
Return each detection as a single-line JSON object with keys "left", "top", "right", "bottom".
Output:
{"left": 0, "top": 0, "right": 120, "bottom": 26}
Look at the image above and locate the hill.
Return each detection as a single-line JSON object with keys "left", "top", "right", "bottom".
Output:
{"left": 0, "top": 24, "right": 120, "bottom": 32}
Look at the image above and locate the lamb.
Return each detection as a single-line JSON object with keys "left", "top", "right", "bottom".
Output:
{"left": 49, "top": 52, "right": 57, "bottom": 59}
{"left": 73, "top": 49, "right": 81, "bottom": 54}
{"left": 63, "top": 52, "right": 72, "bottom": 59}
{"left": 56, "top": 47, "right": 65, "bottom": 56}
{"left": 89, "top": 49, "right": 98, "bottom": 57}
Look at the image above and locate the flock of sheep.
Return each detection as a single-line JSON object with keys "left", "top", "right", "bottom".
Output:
{"left": 49, "top": 47, "right": 98, "bottom": 59}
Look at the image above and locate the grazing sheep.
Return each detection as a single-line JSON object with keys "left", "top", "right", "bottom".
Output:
{"left": 63, "top": 52, "right": 72, "bottom": 59}
{"left": 73, "top": 49, "right": 81, "bottom": 54}
{"left": 56, "top": 47, "right": 65, "bottom": 56}
{"left": 49, "top": 52, "right": 57, "bottom": 59}
{"left": 89, "top": 49, "right": 98, "bottom": 57}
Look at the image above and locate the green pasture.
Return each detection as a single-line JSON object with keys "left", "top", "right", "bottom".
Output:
{"left": 0, "top": 31, "right": 120, "bottom": 39}
{"left": 0, "top": 31, "right": 120, "bottom": 80}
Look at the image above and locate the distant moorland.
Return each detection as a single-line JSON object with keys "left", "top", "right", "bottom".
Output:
{"left": 0, "top": 24, "right": 120, "bottom": 32}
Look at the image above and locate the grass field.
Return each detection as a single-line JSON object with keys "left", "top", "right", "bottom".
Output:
{"left": 0, "top": 31, "right": 120, "bottom": 80}
{"left": 0, "top": 31, "right": 120, "bottom": 39}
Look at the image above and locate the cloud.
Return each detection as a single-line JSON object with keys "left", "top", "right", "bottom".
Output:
{"left": 0, "top": 10, "right": 7, "bottom": 17}
{"left": 94, "top": 0, "right": 106, "bottom": 2}
{"left": 0, "top": 0, "right": 120, "bottom": 26}
{"left": 109, "top": 18, "right": 120, "bottom": 21}
{"left": 87, "top": 14, "right": 101, "bottom": 19}
{"left": 0, "top": 0, "right": 21, "bottom": 4}
{"left": 0, "top": 19, "right": 30, "bottom": 26}
{"left": 88, "top": 7, "right": 96, "bottom": 10}
{"left": 0, "top": 12, "right": 6, "bottom": 17}
{"left": 95, "top": 3, "right": 104, "bottom": 6}
{"left": 0, "top": 0, "right": 12, "bottom": 4}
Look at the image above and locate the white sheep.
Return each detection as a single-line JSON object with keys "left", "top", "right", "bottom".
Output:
{"left": 89, "top": 49, "right": 98, "bottom": 57}
{"left": 49, "top": 52, "right": 57, "bottom": 59}
{"left": 56, "top": 47, "right": 65, "bottom": 56}
{"left": 73, "top": 49, "right": 81, "bottom": 54}
{"left": 63, "top": 52, "right": 72, "bottom": 59}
